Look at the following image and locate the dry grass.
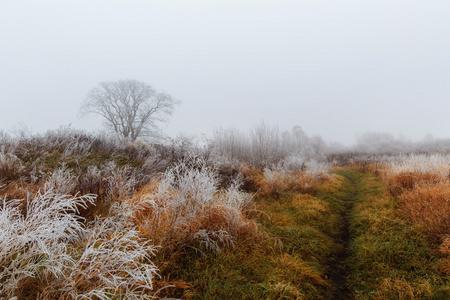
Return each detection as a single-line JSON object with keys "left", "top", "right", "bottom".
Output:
{"left": 345, "top": 169, "right": 450, "bottom": 299}
{"left": 127, "top": 159, "right": 258, "bottom": 258}
{"left": 398, "top": 182, "right": 450, "bottom": 239}
{"left": 440, "top": 235, "right": 450, "bottom": 255}
{"left": 366, "top": 156, "right": 450, "bottom": 258}
{"left": 0, "top": 148, "right": 22, "bottom": 181}
{"left": 0, "top": 183, "right": 159, "bottom": 299}
{"left": 1, "top": 130, "right": 271, "bottom": 299}
{"left": 167, "top": 187, "right": 339, "bottom": 299}
{"left": 382, "top": 171, "right": 441, "bottom": 195}
{"left": 438, "top": 235, "right": 450, "bottom": 276}
{"left": 272, "top": 253, "right": 328, "bottom": 286}
{"left": 375, "top": 278, "right": 433, "bottom": 300}
{"left": 241, "top": 165, "right": 327, "bottom": 199}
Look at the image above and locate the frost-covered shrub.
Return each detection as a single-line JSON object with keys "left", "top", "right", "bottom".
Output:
{"left": 0, "top": 189, "right": 95, "bottom": 298}
{"left": 304, "top": 160, "right": 330, "bottom": 177}
{"left": 68, "top": 163, "right": 145, "bottom": 219}
{"left": 373, "top": 154, "right": 450, "bottom": 193}
{"left": 4, "top": 127, "right": 163, "bottom": 172}
{"left": 133, "top": 158, "right": 253, "bottom": 254}
{"left": 105, "top": 164, "right": 140, "bottom": 199}
{"left": 277, "top": 155, "right": 306, "bottom": 172}
{"left": 56, "top": 217, "right": 158, "bottom": 300}
{"left": 211, "top": 124, "right": 328, "bottom": 169}
{"left": 0, "top": 171, "right": 159, "bottom": 299}
{"left": 264, "top": 168, "right": 293, "bottom": 189}
{"left": 163, "top": 160, "right": 219, "bottom": 219}
{"left": 275, "top": 156, "right": 329, "bottom": 177}
{"left": 257, "top": 161, "right": 329, "bottom": 198}
{"left": 384, "top": 154, "right": 450, "bottom": 179}
{"left": 44, "top": 167, "right": 77, "bottom": 194}
{"left": 0, "top": 147, "right": 22, "bottom": 181}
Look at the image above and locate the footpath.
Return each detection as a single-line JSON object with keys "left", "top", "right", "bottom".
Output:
{"left": 324, "top": 168, "right": 449, "bottom": 299}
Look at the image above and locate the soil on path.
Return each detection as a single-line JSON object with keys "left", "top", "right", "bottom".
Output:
{"left": 324, "top": 171, "right": 358, "bottom": 300}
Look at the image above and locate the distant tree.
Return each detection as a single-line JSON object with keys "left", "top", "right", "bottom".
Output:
{"left": 80, "top": 80, "right": 180, "bottom": 141}
{"left": 250, "top": 121, "right": 281, "bottom": 166}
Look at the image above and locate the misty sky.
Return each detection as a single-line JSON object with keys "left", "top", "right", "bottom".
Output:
{"left": 1, "top": 1, "right": 450, "bottom": 145}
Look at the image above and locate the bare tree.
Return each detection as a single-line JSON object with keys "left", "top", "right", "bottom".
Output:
{"left": 250, "top": 121, "right": 281, "bottom": 166}
{"left": 81, "top": 80, "right": 180, "bottom": 141}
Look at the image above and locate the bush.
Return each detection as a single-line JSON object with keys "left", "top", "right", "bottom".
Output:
{"left": 0, "top": 188, "right": 94, "bottom": 298}
{"left": 0, "top": 147, "right": 22, "bottom": 182}
{"left": 130, "top": 158, "right": 255, "bottom": 255}
{"left": 0, "top": 172, "right": 159, "bottom": 299}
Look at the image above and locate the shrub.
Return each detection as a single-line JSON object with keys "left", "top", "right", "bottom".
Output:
{"left": 0, "top": 147, "right": 22, "bottom": 182}
{"left": 54, "top": 216, "right": 158, "bottom": 300}
{"left": 211, "top": 123, "right": 328, "bottom": 169}
{"left": 243, "top": 165, "right": 328, "bottom": 199}
{"left": 130, "top": 158, "right": 255, "bottom": 255}
{"left": 0, "top": 172, "right": 159, "bottom": 299}
{"left": 0, "top": 189, "right": 94, "bottom": 298}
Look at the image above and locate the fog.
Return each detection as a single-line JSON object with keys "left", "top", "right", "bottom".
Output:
{"left": 1, "top": 1, "right": 450, "bottom": 145}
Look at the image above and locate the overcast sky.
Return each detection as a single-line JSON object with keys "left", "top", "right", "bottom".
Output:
{"left": 1, "top": 0, "right": 449, "bottom": 145}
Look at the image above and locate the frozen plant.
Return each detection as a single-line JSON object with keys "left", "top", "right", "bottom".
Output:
{"left": 193, "top": 229, "right": 235, "bottom": 254}
{"left": 55, "top": 217, "right": 159, "bottom": 300}
{"left": 140, "top": 157, "right": 252, "bottom": 253}
{"left": 219, "top": 176, "right": 252, "bottom": 210}
{"left": 0, "top": 169, "right": 160, "bottom": 299}
{"left": 264, "top": 168, "right": 293, "bottom": 188}
{"left": 384, "top": 154, "right": 450, "bottom": 179}
{"left": 44, "top": 167, "right": 77, "bottom": 194}
{"left": 305, "top": 160, "right": 330, "bottom": 177}
{"left": 161, "top": 159, "right": 219, "bottom": 224}
{"left": 0, "top": 189, "right": 95, "bottom": 298}
{"left": 105, "top": 164, "right": 139, "bottom": 200}
{"left": 277, "top": 154, "right": 306, "bottom": 172}
{"left": 0, "top": 147, "right": 23, "bottom": 179}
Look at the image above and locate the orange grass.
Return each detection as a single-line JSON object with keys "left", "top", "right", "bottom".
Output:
{"left": 369, "top": 162, "right": 450, "bottom": 282}
{"left": 130, "top": 181, "right": 259, "bottom": 254}
{"left": 398, "top": 182, "right": 450, "bottom": 239}
{"left": 382, "top": 171, "right": 441, "bottom": 195}
{"left": 241, "top": 165, "right": 325, "bottom": 199}
{"left": 438, "top": 236, "right": 450, "bottom": 275}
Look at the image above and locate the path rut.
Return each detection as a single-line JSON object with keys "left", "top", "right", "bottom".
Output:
{"left": 324, "top": 173, "right": 357, "bottom": 300}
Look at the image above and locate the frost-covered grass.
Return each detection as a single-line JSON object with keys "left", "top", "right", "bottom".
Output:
{"left": 238, "top": 161, "right": 330, "bottom": 201}
{"left": 0, "top": 190, "right": 93, "bottom": 298}
{"left": 0, "top": 179, "right": 159, "bottom": 299}
{"left": 0, "top": 147, "right": 22, "bottom": 181}
{"left": 163, "top": 168, "right": 345, "bottom": 299}
{"left": 211, "top": 123, "right": 328, "bottom": 169}
{"left": 382, "top": 153, "right": 450, "bottom": 179}
{"left": 130, "top": 158, "right": 255, "bottom": 255}
{"left": 0, "top": 128, "right": 337, "bottom": 299}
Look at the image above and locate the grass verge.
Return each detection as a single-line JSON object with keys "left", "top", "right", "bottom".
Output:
{"left": 345, "top": 168, "right": 450, "bottom": 299}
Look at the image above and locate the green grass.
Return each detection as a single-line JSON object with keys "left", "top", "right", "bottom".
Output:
{"left": 154, "top": 168, "right": 450, "bottom": 299}
{"left": 343, "top": 168, "right": 450, "bottom": 299}
{"left": 156, "top": 177, "right": 347, "bottom": 299}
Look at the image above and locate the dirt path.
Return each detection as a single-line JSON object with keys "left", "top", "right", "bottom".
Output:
{"left": 324, "top": 170, "right": 359, "bottom": 300}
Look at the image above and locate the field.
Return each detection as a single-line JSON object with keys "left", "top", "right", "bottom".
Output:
{"left": 0, "top": 128, "right": 449, "bottom": 299}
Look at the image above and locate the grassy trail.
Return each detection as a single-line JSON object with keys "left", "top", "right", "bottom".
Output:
{"left": 329, "top": 168, "right": 450, "bottom": 299}
{"left": 323, "top": 169, "right": 358, "bottom": 299}
{"left": 162, "top": 168, "right": 449, "bottom": 299}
